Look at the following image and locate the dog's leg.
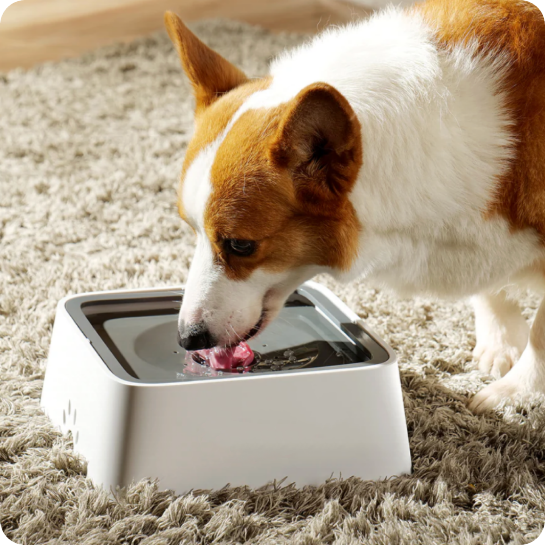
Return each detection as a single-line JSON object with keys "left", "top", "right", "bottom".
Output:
{"left": 472, "top": 291, "right": 529, "bottom": 379}
{"left": 470, "top": 296, "right": 545, "bottom": 414}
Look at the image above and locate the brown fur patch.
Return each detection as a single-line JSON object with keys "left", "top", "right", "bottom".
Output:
{"left": 177, "top": 77, "right": 272, "bottom": 222}
{"left": 204, "top": 84, "right": 363, "bottom": 281}
{"left": 416, "top": 0, "right": 545, "bottom": 237}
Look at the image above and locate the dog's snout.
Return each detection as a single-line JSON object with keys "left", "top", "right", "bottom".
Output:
{"left": 177, "top": 322, "right": 216, "bottom": 351}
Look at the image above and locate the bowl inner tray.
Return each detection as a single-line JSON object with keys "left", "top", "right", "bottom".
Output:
{"left": 66, "top": 289, "right": 387, "bottom": 383}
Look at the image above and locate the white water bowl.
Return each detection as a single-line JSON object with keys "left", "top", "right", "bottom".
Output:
{"left": 41, "top": 281, "right": 411, "bottom": 494}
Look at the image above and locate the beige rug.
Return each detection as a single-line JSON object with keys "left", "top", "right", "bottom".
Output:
{"left": 1, "top": 18, "right": 544, "bottom": 545}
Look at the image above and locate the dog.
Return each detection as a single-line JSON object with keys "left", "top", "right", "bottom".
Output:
{"left": 164, "top": 0, "right": 545, "bottom": 413}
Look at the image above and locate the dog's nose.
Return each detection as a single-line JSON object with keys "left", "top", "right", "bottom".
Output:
{"left": 177, "top": 322, "right": 216, "bottom": 351}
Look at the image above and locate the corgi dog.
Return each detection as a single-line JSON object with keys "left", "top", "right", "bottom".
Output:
{"left": 164, "top": 0, "right": 545, "bottom": 413}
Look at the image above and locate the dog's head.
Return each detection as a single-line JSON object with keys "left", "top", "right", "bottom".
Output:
{"left": 165, "top": 13, "right": 363, "bottom": 350}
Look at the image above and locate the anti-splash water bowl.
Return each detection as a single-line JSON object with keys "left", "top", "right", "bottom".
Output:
{"left": 41, "top": 281, "right": 411, "bottom": 494}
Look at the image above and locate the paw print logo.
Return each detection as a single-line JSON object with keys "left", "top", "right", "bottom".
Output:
{"left": 63, "top": 399, "right": 79, "bottom": 445}
{"left": 0, "top": 0, "right": 22, "bottom": 23}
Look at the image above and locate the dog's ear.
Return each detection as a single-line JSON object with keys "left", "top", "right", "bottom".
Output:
{"left": 164, "top": 12, "right": 248, "bottom": 113}
{"left": 269, "top": 83, "right": 362, "bottom": 198}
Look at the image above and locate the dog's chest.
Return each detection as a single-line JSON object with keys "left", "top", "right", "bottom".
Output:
{"left": 354, "top": 216, "right": 544, "bottom": 297}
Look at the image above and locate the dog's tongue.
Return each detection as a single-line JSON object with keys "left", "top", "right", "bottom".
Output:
{"left": 193, "top": 342, "right": 254, "bottom": 370}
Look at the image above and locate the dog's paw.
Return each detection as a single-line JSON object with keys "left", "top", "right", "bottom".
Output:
{"left": 469, "top": 344, "right": 545, "bottom": 414}
{"left": 472, "top": 343, "right": 521, "bottom": 379}
{"left": 469, "top": 375, "right": 519, "bottom": 414}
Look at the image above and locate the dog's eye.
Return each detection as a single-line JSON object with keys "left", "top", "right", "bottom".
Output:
{"left": 224, "top": 239, "right": 256, "bottom": 257}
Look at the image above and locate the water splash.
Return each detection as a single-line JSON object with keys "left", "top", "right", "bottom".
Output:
{"left": 179, "top": 343, "right": 330, "bottom": 379}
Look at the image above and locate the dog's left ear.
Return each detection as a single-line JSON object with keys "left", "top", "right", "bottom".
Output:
{"left": 164, "top": 12, "right": 248, "bottom": 114}
{"left": 269, "top": 83, "right": 362, "bottom": 198}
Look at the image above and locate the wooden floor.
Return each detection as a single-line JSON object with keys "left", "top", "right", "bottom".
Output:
{"left": 0, "top": 0, "right": 370, "bottom": 72}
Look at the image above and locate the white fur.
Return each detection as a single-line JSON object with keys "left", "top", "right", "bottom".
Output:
{"left": 472, "top": 291, "right": 529, "bottom": 379}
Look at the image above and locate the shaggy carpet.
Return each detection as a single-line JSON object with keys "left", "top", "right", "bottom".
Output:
{"left": 1, "top": 17, "right": 545, "bottom": 545}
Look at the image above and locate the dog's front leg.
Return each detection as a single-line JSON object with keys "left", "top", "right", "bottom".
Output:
{"left": 470, "top": 296, "right": 545, "bottom": 414}
{"left": 472, "top": 291, "right": 529, "bottom": 379}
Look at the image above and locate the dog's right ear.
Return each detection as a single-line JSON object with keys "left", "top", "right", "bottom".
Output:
{"left": 164, "top": 12, "right": 248, "bottom": 114}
